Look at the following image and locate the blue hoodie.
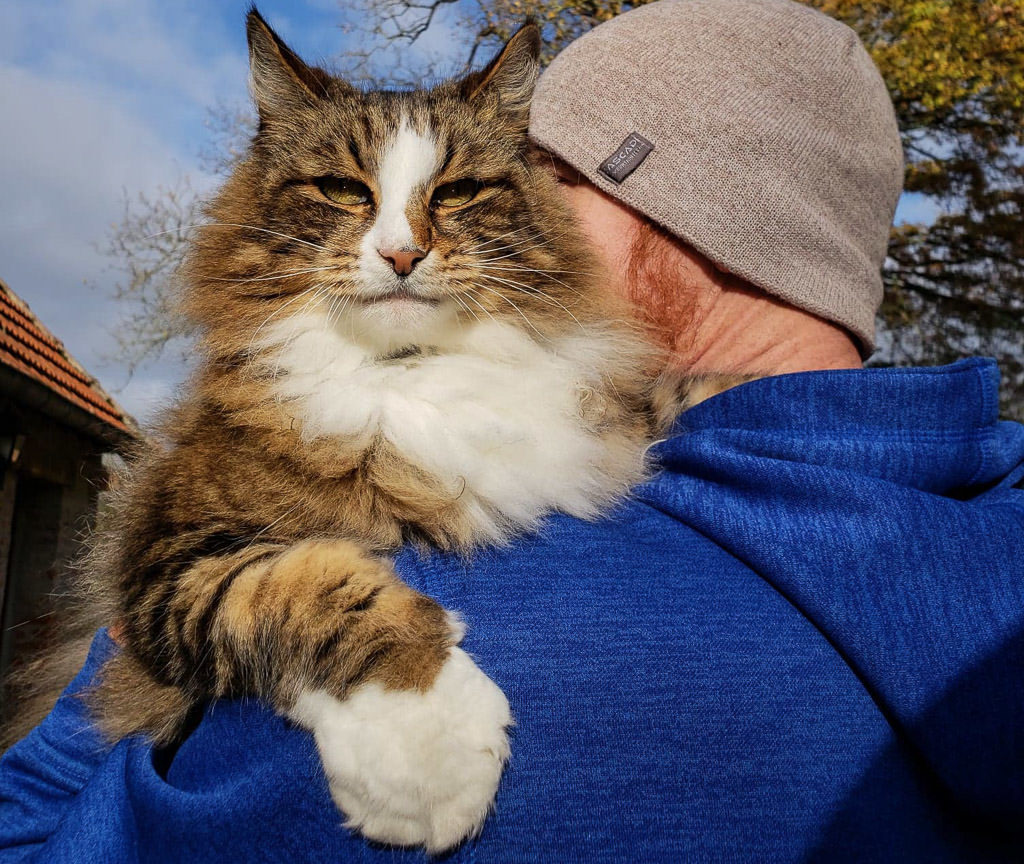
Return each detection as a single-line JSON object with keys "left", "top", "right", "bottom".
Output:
{"left": 2, "top": 358, "right": 1023, "bottom": 863}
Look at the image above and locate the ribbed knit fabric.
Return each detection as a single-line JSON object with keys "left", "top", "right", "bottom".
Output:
{"left": 529, "top": 0, "right": 905, "bottom": 354}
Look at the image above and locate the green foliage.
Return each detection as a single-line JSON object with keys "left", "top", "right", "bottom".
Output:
{"left": 815, "top": 0, "right": 1023, "bottom": 418}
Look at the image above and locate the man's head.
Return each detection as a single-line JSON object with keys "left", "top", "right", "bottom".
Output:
{"left": 529, "top": 0, "right": 904, "bottom": 362}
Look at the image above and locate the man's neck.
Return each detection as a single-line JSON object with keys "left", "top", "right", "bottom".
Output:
{"left": 671, "top": 276, "right": 863, "bottom": 377}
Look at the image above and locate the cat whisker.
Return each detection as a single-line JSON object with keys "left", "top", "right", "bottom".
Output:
{"left": 205, "top": 223, "right": 333, "bottom": 253}
{"left": 474, "top": 263, "right": 589, "bottom": 296}
{"left": 326, "top": 293, "right": 355, "bottom": 328}
{"left": 343, "top": 295, "right": 356, "bottom": 321}
{"left": 324, "top": 294, "right": 340, "bottom": 326}
{"left": 249, "top": 502, "right": 303, "bottom": 545}
{"left": 250, "top": 288, "right": 318, "bottom": 346}
{"left": 464, "top": 225, "right": 580, "bottom": 259}
{"left": 142, "top": 223, "right": 332, "bottom": 253}
{"left": 270, "top": 285, "right": 340, "bottom": 371}
{"left": 450, "top": 293, "right": 481, "bottom": 325}
{"left": 461, "top": 226, "right": 537, "bottom": 254}
{"left": 459, "top": 290, "right": 500, "bottom": 328}
{"left": 460, "top": 225, "right": 578, "bottom": 258}
{"left": 476, "top": 274, "right": 585, "bottom": 329}
{"left": 303, "top": 285, "right": 338, "bottom": 325}
{"left": 4, "top": 610, "right": 57, "bottom": 632}
{"left": 208, "top": 266, "right": 342, "bottom": 285}
{"left": 467, "top": 235, "right": 581, "bottom": 264}
{"left": 473, "top": 264, "right": 596, "bottom": 278}
{"left": 470, "top": 284, "right": 547, "bottom": 340}
{"left": 247, "top": 282, "right": 333, "bottom": 361}
{"left": 289, "top": 281, "right": 349, "bottom": 332}
{"left": 463, "top": 232, "right": 553, "bottom": 258}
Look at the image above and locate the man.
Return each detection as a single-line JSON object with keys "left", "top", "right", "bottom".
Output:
{"left": 533, "top": 0, "right": 897, "bottom": 379}
{"left": 2, "top": 0, "right": 1022, "bottom": 861}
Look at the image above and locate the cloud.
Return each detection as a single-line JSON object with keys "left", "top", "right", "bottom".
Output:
{"left": 0, "top": 60, "right": 199, "bottom": 420}
{"left": 1, "top": 0, "right": 248, "bottom": 129}
{"left": 0, "top": 64, "right": 185, "bottom": 275}
{"left": 0, "top": 0, "right": 253, "bottom": 425}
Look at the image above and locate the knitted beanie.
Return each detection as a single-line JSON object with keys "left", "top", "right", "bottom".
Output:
{"left": 529, "top": 0, "right": 904, "bottom": 354}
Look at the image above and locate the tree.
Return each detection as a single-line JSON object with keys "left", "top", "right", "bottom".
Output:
{"left": 104, "top": 0, "right": 1024, "bottom": 416}
{"left": 816, "top": 0, "right": 1024, "bottom": 418}
{"left": 100, "top": 102, "right": 255, "bottom": 373}
{"left": 101, "top": 179, "right": 202, "bottom": 372}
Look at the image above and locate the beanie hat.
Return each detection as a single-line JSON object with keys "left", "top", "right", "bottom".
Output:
{"left": 528, "top": 0, "right": 904, "bottom": 354}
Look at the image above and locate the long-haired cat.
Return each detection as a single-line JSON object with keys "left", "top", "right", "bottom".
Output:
{"left": 30, "top": 9, "right": 677, "bottom": 854}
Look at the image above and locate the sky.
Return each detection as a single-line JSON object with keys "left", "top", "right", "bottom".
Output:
{"left": 0, "top": 0, "right": 937, "bottom": 426}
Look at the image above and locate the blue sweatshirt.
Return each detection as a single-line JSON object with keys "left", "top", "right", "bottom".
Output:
{"left": 2, "top": 358, "right": 1023, "bottom": 863}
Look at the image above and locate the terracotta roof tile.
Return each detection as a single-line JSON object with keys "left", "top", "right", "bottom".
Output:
{"left": 0, "top": 279, "right": 135, "bottom": 437}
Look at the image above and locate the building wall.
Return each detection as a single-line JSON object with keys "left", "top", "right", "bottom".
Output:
{"left": 0, "top": 466, "right": 17, "bottom": 608}
{"left": 0, "top": 400, "right": 107, "bottom": 699}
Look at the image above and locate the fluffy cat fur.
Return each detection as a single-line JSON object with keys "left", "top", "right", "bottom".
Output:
{"left": 6, "top": 10, "right": 687, "bottom": 853}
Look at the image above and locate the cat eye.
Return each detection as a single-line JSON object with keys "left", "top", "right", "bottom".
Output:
{"left": 431, "top": 179, "right": 482, "bottom": 209}
{"left": 316, "top": 176, "right": 372, "bottom": 207}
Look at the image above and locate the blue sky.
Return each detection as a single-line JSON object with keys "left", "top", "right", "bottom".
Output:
{"left": 0, "top": 0, "right": 937, "bottom": 425}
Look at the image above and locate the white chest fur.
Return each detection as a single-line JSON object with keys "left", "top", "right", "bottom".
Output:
{"left": 255, "top": 310, "right": 642, "bottom": 541}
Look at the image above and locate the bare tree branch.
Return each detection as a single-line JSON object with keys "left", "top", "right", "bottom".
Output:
{"left": 96, "top": 178, "right": 203, "bottom": 372}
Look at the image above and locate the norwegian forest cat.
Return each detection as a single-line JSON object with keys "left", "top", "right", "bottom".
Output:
{"left": 24, "top": 8, "right": 683, "bottom": 854}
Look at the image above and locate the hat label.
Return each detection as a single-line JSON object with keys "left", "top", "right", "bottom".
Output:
{"left": 598, "top": 133, "right": 654, "bottom": 183}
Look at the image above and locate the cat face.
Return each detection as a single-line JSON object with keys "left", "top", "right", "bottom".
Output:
{"left": 169, "top": 10, "right": 660, "bottom": 542}
{"left": 185, "top": 12, "right": 594, "bottom": 356}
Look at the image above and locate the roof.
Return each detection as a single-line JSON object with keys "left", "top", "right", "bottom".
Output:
{"left": 0, "top": 279, "right": 136, "bottom": 443}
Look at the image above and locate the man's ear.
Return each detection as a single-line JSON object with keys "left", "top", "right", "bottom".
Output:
{"left": 462, "top": 22, "right": 541, "bottom": 127}
{"left": 246, "top": 6, "right": 331, "bottom": 122}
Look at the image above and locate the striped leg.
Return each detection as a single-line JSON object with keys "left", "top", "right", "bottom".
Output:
{"left": 95, "top": 538, "right": 454, "bottom": 739}
{"left": 93, "top": 537, "right": 512, "bottom": 853}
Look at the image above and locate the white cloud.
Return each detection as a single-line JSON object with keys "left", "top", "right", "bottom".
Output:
{"left": 0, "top": 61, "right": 198, "bottom": 420}
{"left": 0, "top": 64, "right": 186, "bottom": 273}
{"left": 0, "top": 0, "right": 250, "bottom": 426}
{"left": 1, "top": 0, "right": 247, "bottom": 117}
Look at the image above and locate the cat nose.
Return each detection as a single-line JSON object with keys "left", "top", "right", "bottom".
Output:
{"left": 378, "top": 247, "right": 427, "bottom": 276}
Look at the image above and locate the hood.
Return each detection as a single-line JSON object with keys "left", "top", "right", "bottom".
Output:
{"left": 638, "top": 358, "right": 1024, "bottom": 828}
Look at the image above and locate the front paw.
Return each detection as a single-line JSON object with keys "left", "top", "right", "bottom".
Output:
{"left": 288, "top": 646, "right": 513, "bottom": 854}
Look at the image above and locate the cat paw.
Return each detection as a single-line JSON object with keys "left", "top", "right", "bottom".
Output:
{"left": 288, "top": 646, "right": 512, "bottom": 854}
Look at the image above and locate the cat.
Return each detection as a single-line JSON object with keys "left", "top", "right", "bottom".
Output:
{"left": 38, "top": 8, "right": 679, "bottom": 854}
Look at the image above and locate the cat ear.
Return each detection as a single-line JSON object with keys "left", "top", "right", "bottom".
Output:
{"left": 246, "top": 6, "right": 330, "bottom": 121}
{"left": 462, "top": 21, "right": 541, "bottom": 127}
